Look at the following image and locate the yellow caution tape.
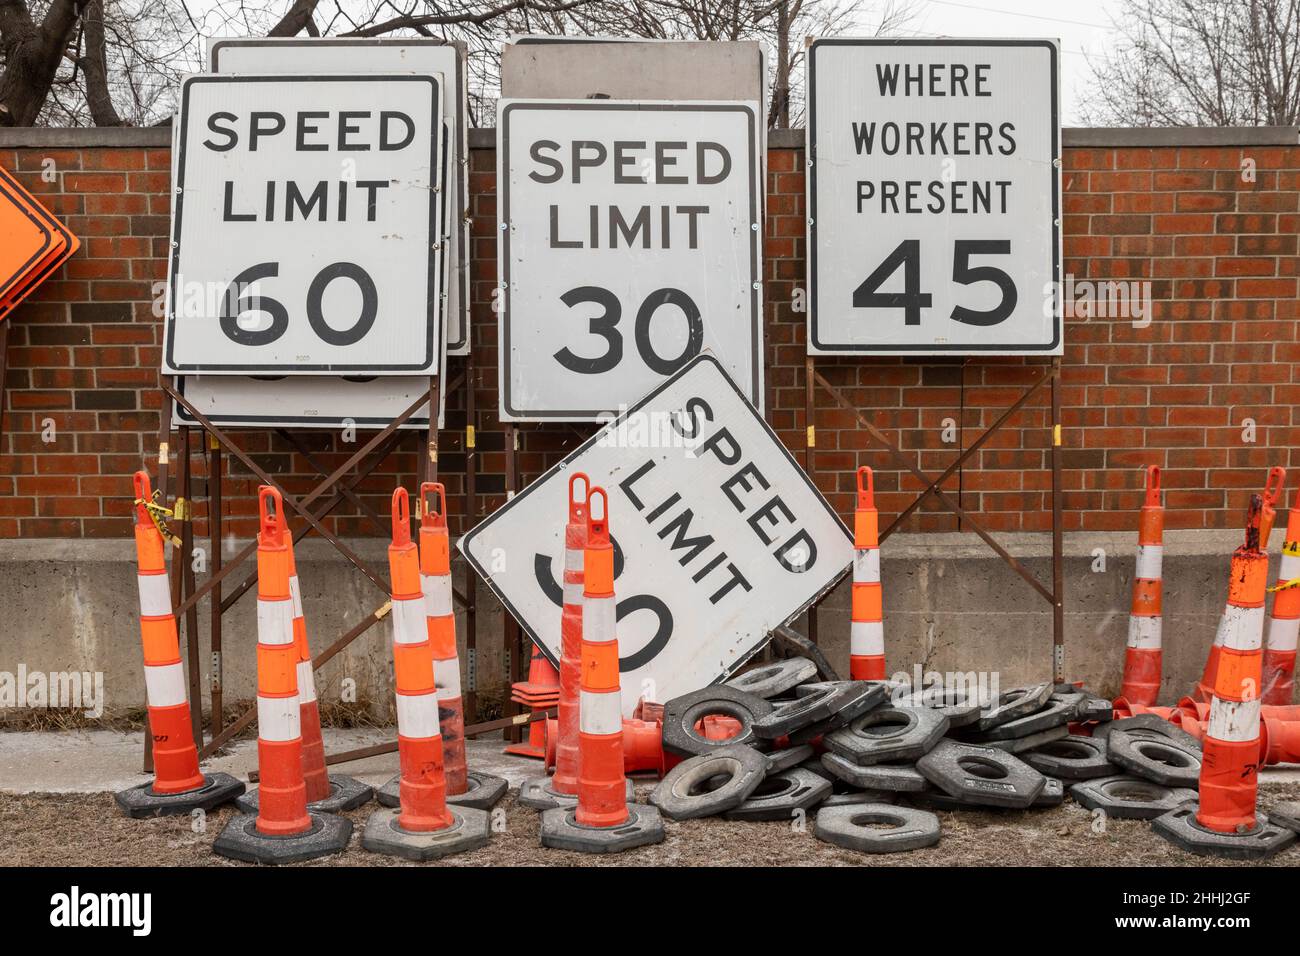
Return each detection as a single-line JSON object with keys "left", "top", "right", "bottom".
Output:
{"left": 1268, "top": 577, "right": 1300, "bottom": 594}
{"left": 172, "top": 497, "right": 191, "bottom": 522}
{"left": 374, "top": 601, "right": 393, "bottom": 620}
{"left": 134, "top": 492, "right": 181, "bottom": 546}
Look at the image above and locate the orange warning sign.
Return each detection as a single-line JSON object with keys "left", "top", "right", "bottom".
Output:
{"left": 0, "top": 164, "right": 79, "bottom": 323}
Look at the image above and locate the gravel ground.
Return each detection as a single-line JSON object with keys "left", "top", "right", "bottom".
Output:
{"left": 5, "top": 781, "right": 1300, "bottom": 867}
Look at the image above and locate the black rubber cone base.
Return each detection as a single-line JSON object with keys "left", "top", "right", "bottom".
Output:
{"left": 235, "top": 775, "right": 373, "bottom": 815}
{"left": 213, "top": 811, "right": 352, "bottom": 865}
{"left": 540, "top": 803, "right": 665, "bottom": 854}
{"left": 1152, "top": 804, "right": 1296, "bottom": 861}
{"left": 377, "top": 770, "right": 508, "bottom": 811}
{"left": 518, "top": 774, "right": 635, "bottom": 811}
{"left": 361, "top": 806, "right": 491, "bottom": 861}
{"left": 115, "top": 772, "right": 245, "bottom": 819}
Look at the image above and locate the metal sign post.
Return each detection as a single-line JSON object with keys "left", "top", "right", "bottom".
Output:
{"left": 462, "top": 354, "right": 854, "bottom": 715}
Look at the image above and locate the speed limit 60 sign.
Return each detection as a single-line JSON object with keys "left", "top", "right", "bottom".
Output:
{"left": 498, "top": 100, "right": 763, "bottom": 421}
{"left": 163, "top": 74, "right": 442, "bottom": 374}
{"left": 808, "top": 39, "right": 1061, "bottom": 355}
{"left": 461, "top": 354, "right": 851, "bottom": 715}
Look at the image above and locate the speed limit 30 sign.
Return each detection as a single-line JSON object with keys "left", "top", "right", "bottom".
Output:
{"left": 498, "top": 100, "right": 763, "bottom": 420}
{"left": 808, "top": 39, "right": 1061, "bottom": 355}
{"left": 163, "top": 74, "right": 442, "bottom": 374}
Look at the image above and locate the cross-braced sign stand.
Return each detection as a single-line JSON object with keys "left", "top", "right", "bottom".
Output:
{"left": 802, "top": 355, "right": 1066, "bottom": 682}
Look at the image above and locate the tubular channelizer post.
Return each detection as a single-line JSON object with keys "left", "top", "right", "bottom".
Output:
{"left": 569, "top": 471, "right": 590, "bottom": 524}
{"left": 133, "top": 470, "right": 152, "bottom": 524}
{"left": 1143, "top": 465, "right": 1161, "bottom": 508}
{"left": 259, "top": 486, "right": 284, "bottom": 549}
{"left": 392, "top": 487, "right": 411, "bottom": 546}
{"left": 1243, "top": 494, "right": 1264, "bottom": 555}
{"left": 587, "top": 486, "right": 610, "bottom": 548}
{"left": 857, "top": 465, "right": 875, "bottom": 510}
{"left": 1262, "top": 467, "right": 1287, "bottom": 542}
{"left": 420, "top": 481, "right": 447, "bottom": 531}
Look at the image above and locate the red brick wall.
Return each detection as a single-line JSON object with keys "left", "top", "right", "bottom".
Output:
{"left": 1, "top": 138, "right": 1297, "bottom": 539}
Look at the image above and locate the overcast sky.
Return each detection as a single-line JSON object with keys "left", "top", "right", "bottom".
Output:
{"left": 901, "top": 0, "right": 1121, "bottom": 124}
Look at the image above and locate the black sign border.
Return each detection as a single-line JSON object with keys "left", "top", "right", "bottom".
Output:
{"left": 165, "top": 73, "right": 441, "bottom": 374}
{"left": 499, "top": 100, "right": 763, "bottom": 420}
{"left": 460, "top": 351, "right": 852, "bottom": 675}
{"left": 807, "top": 38, "right": 1062, "bottom": 354}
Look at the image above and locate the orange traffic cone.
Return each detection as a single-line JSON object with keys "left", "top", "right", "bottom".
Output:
{"left": 214, "top": 487, "right": 350, "bottom": 863}
{"left": 1153, "top": 495, "right": 1296, "bottom": 858}
{"left": 1196, "top": 468, "right": 1286, "bottom": 701}
{"left": 850, "top": 466, "right": 885, "bottom": 680}
{"left": 1119, "top": 466, "right": 1164, "bottom": 705}
{"left": 235, "top": 534, "right": 372, "bottom": 816}
{"left": 116, "top": 472, "right": 243, "bottom": 818}
{"left": 539, "top": 487, "right": 665, "bottom": 852}
{"left": 1263, "top": 487, "right": 1300, "bottom": 705}
{"left": 361, "top": 488, "right": 490, "bottom": 861}
{"left": 506, "top": 644, "right": 560, "bottom": 758}
{"left": 418, "top": 482, "right": 506, "bottom": 809}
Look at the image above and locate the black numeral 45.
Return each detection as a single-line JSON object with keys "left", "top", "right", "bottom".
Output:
{"left": 852, "top": 240, "right": 1018, "bottom": 327}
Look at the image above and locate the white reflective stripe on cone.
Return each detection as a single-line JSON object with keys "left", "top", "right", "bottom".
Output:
{"left": 1266, "top": 616, "right": 1300, "bottom": 652}
{"left": 562, "top": 581, "right": 584, "bottom": 606}
{"left": 296, "top": 659, "right": 318, "bottom": 703}
{"left": 435, "top": 660, "right": 462, "bottom": 699}
{"left": 1206, "top": 696, "right": 1262, "bottom": 742}
{"left": 420, "top": 573, "right": 454, "bottom": 617}
{"left": 583, "top": 597, "right": 616, "bottom": 640}
{"left": 1127, "top": 615, "right": 1162, "bottom": 650}
{"left": 1134, "top": 545, "right": 1163, "bottom": 580}
{"left": 137, "top": 572, "right": 173, "bottom": 618}
{"left": 1219, "top": 605, "right": 1265, "bottom": 652}
{"left": 257, "top": 599, "right": 295, "bottom": 646}
{"left": 854, "top": 549, "right": 880, "bottom": 582}
{"left": 144, "top": 661, "right": 187, "bottom": 708}
{"left": 1280, "top": 551, "right": 1300, "bottom": 581}
{"left": 564, "top": 548, "right": 583, "bottom": 572}
{"left": 391, "top": 597, "right": 427, "bottom": 645}
{"left": 1210, "top": 614, "right": 1227, "bottom": 649}
{"left": 395, "top": 691, "right": 440, "bottom": 739}
{"left": 289, "top": 575, "right": 304, "bottom": 618}
{"left": 579, "top": 689, "right": 623, "bottom": 735}
{"left": 257, "top": 695, "right": 301, "bottom": 742}
{"left": 851, "top": 620, "right": 884, "bottom": 656}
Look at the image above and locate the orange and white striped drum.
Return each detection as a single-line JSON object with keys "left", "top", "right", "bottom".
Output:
{"left": 553, "top": 472, "right": 589, "bottom": 796}
{"left": 1198, "top": 495, "right": 1268, "bottom": 833}
{"left": 1263, "top": 488, "right": 1300, "bottom": 705}
{"left": 131, "top": 471, "right": 204, "bottom": 795}
{"left": 390, "top": 487, "right": 453, "bottom": 833}
{"left": 419, "top": 481, "right": 468, "bottom": 796}
{"left": 1121, "top": 466, "right": 1164, "bottom": 706}
{"left": 850, "top": 466, "right": 885, "bottom": 681}
{"left": 577, "top": 486, "right": 630, "bottom": 829}
{"left": 253, "top": 486, "right": 311, "bottom": 837}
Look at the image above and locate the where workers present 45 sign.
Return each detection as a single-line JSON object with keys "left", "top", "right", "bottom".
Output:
{"left": 163, "top": 74, "right": 442, "bottom": 374}
{"left": 498, "top": 100, "right": 763, "bottom": 420}
{"left": 807, "top": 39, "right": 1061, "bottom": 355}
{"left": 460, "top": 354, "right": 852, "bottom": 715}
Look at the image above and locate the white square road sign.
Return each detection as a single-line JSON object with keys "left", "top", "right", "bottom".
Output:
{"left": 164, "top": 74, "right": 442, "bottom": 375}
{"left": 808, "top": 39, "right": 1061, "bottom": 355}
{"left": 460, "top": 354, "right": 852, "bottom": 716}
{"left": 498, "top": 100, "right": 764, "bottom": 421}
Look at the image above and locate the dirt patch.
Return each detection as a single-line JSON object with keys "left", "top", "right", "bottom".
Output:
{"left": 5, "top": 782, "right": 1300, "bottom": 867}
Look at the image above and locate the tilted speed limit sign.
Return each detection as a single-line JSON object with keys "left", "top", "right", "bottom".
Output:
{"left": 164, "top": 74, "right": 442, "bottom": 374}
{"left": 460, "top": 354, "right": 852, "bottom": 715}
{"left": 808, "top": 39, "right": 1061, "bottom": 355}
{"left": 498, "top": 100, "right": 764, "bottom": 421}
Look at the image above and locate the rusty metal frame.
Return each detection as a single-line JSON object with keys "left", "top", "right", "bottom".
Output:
{"left": 802, "top": 355, "right": 1066, "bottom": 682}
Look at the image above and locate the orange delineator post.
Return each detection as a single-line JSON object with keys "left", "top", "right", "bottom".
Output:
{"left": 553, "top": 472, "right": 588, "bottom": 795}
{"left": 418, "top": 482, "right": 468, "bottom": 795}
{"left": 1263, "top": 487, "right": 1300, "bottom": 705}
{"left": 389, "top": 488, "right": 453, "bottom": 832}
{"left": 252, "top": 486, "right": 312, "bottom": 837}
{"left": 850, "top": 466, "right": 885, "bottom": 681}
{"left": 130, "top": 471, "right": 204, "bottom": 795}
{"left": 1120, "top": 466, "right": 1164, "bottom": 705}
{"left": 1197, "top": 495, "right": 1268, "bottom": 834}
{"left": 506, "top": 646, "right": 560, "bottom": 758}
{"left": 577, "top": 486, "right": 630, "bottom": 828}
{"left": 1197, "top": 468, "right": 1286, "bottom": 702}
{"left": 286, "top": 537, "right": 328, "bottom": 803}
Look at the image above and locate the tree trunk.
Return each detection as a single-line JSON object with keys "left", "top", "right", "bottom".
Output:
{"left": 0, "top": 0, "right": 90, "bottom": 126}
{"left": 81, "top": 0, "right": 122, "bottom": 126}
